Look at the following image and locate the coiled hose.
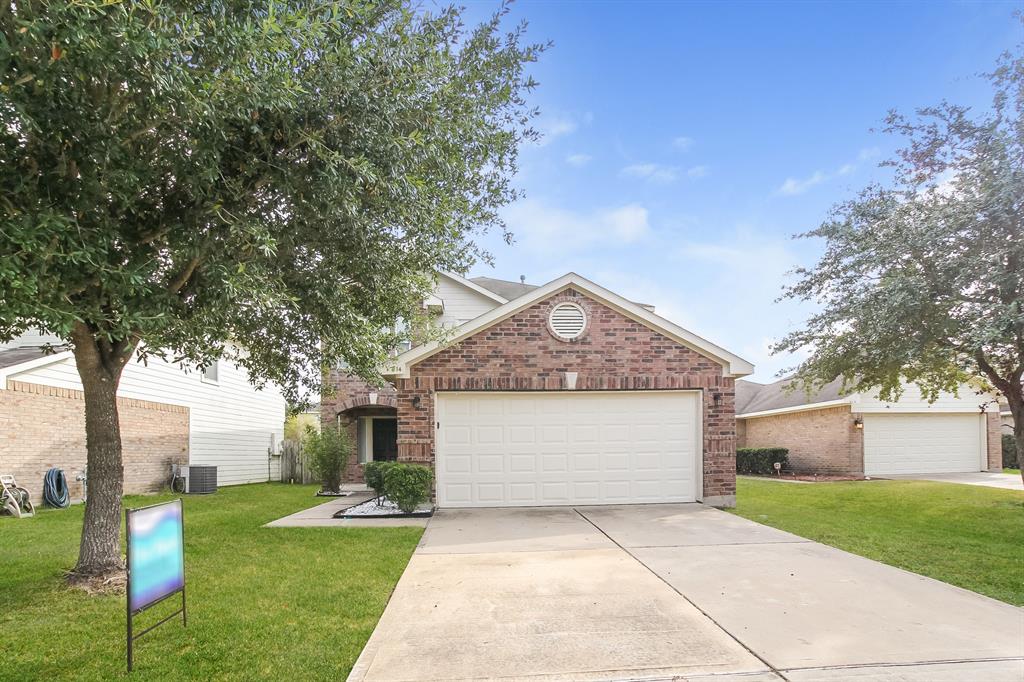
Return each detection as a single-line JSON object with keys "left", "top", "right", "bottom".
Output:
{"left": 43, "top": 468, "right": 69, "bottom": 508}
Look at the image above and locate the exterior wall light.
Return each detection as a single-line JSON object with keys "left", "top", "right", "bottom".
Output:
{"left": 712, "top": 392, "right": 723, "bottom": 408}
{"left": 853, "top": 417, "right": 864, "bottom": 429}
{"left": 411, "top": 395, "right": 421, "bottom": 409}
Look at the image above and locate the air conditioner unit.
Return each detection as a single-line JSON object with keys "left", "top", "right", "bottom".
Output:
{"left": 188, "top": 465, "right": 218, "bottom": 494}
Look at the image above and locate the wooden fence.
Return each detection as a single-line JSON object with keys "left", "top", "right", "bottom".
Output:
{"left": 279, "top": 439, "right": 316, "bottom": 484}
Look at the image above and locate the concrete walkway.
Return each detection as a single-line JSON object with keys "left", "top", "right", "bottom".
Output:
{"left": 885, "top": 471, "right": 1023, "bottom": 491}
{"left": 264, "top": 490, "right": 430, "bottom": 528}
{"left": 348, "top": 504, "right": 1023, "bottom": 682}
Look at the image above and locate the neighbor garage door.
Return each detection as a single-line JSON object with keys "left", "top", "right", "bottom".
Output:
{"left": 863, "top": 413, "right": 984, "bottom": 476}
{"left": 436, "top": 391, "right": 700, "bottom": 507}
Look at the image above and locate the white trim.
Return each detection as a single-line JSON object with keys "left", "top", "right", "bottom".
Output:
{"left": 737, "top": 399, "right": 851, "bottom": 419}
{"left": 438, "top": 271, "right": 508, "bottom": 305}
{"left": 385, "top": 272, "right": 754, "bottom": 378}
{"left": 0, "top": 349, "right": 74, "bottom": 382}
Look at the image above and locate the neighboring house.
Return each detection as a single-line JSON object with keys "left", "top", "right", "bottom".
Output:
{"left": 0, "top": 332, "right": 286, "bottom": 503}
{"left": 323, "top": 271, "right": 753, "bottom": 508}
{"left": 999, "top": 401, "right": 1014, "bottom": 433}
{"left": 736, "top": 378, "right": 1002, "bottom": 476}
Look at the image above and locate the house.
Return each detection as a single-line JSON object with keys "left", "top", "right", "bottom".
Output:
{"left": 736, "top": 377, "right": 1002, "bottom": 476}
{"left": 0, "top": 332, "right": 286, "bottom": 503}
{"left": 322, "top": 271, "right": 753, "bottom": 507}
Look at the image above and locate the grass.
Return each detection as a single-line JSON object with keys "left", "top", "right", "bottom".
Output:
{"left": 1005, "top": 468, "right": 1020, "bottom": 475}
{"left": 0, "top": 483, "right": 422, "bottom": 680}
{"left": 731, "top": 477, "right": 1024, "bottom": 606}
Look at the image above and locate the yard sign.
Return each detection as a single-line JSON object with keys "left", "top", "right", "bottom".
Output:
{"left": 125, "top": 499, "right": 187, "bottom": 672}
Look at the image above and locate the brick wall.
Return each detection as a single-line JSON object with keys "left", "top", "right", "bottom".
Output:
{"left": 986, "top": 411, "right": 1002, "bottom": 471}
{"left": 0, "top": 380, "right": 189, "bottom": 505}
{"left": 320, "top": 370, "right": 397, "bottom": 483}
{"left": 738, "top": 405, "right": 864, "bottom": 475}
{"left": 395, "top": 288, "right": 737, "bottom": 504}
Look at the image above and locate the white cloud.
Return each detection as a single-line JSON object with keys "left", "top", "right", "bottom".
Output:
{"left": 621, "top": 163, "right": 679, "bottom": 184}
{"left": 535, "top": 115, "right": 577, "bottom": 146}
{"left": 777, "top": 147, "right": 885, "bottom": 197}
{"left": 602, "top": 205, "right": 650, "bottom": 242}
{"left": 672, "top": 136, "right": 694, "bottom": 151}
{"left": 778, "top": 170, "right": 828, "bottom": 196}
{"left": 565, "top": 153, "right": 593, "bottom": 167}
{"left": 687, "top": 165, "right": 709, "bottom": 179}
{"left": 501, "top": 199, "right": 651, "bottom": 253}
{"left": 858, "top": 147, "right": 880, "bottom": 161}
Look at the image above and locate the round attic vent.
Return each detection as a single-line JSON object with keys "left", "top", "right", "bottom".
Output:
{"left": 548, "top": 302, "right": 587, "bottom": 340}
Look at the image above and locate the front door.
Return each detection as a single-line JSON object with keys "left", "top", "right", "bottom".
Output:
{"left": 372, "top": 418, "right": 398, "bottom": 461}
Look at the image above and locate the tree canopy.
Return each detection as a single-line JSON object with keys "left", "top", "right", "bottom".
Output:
{"left": 0, "top": 0, "right": 543, "bottom": 579}
{"left": 775, "top": 37, "right": 1024, "bottom": 475}
{"left": 1, "top": 0, "right": 543, "bottom": 398}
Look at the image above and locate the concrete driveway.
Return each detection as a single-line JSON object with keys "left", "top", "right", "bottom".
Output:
{"left": 885, "top": 471, "right": 1023, "bottom": 491}
{"left": 348, "top": 505, "right": 1024, "bottom": 682}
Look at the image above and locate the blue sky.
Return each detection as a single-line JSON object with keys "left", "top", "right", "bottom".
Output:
{"left": 458, "top": 1, "right": 1022, "bottom": 382}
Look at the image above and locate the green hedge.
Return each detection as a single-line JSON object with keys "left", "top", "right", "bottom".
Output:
{"left": 383, "top": 463, "right": 432, "bottom": 513}
{"left": 362, "top": 461, "right": 395, "bottom": 500}
{"left": 737, "top": 447, "right": 789, "bottom": 475}
{"left": 1003, "top": 434, "right": 1018, "bottom": 469}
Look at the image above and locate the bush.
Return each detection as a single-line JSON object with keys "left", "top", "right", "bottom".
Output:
{"left": 383, "top": 463, "right": 432, "bottom": 514}
{"left": 362, "top": 461, "right": 396, "bottom": 500}
{"left": 1003, "top": 434, "right": 1018, "bottom": 469}
{"left": 737, "top": 447, "right": 790, "bottom": 475}
{"left": 304, "top": 424, "right": 352, "bottom": 493}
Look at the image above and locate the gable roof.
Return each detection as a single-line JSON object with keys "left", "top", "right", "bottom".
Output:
{"left": 438, "top": 271, "right": 508, "bottom": 304}
{"left": 737, "top": 377, "right": 850, "bottom": 417}
{"left": 385, "top": 272, "right": 754, "bottom": 378}
{"left": 471, "top": 276, "right": 539, "bottom": 301}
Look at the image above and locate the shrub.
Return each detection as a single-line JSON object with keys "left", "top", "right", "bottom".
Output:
{"left": 362, "top": 461, "right": 396, "bottom": 500}
{"left": 1003, "top": 434, "right": 1018, "bottom": 469}
{"left": 736, "top": 447, "right": 790, "bottom": 475}
{"left": 383, "top": 463, "right": 432, "bottom": 514}
{"left": 304, "top": 424, "right": 352, "bottom": 493}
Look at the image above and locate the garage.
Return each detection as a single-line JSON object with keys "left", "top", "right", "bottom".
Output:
{"left": 436, "top": 391, "right": 701, "bottom": 507}
{"left": 863, "top": 413, "right": 985, "bottom": 476}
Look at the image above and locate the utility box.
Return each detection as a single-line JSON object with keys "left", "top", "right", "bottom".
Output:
{"left": 187, "top": 466, "right": 217, "bottom": 494}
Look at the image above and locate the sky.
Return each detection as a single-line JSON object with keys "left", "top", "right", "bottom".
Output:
{"left": 454, "top": 1, "right": 1022, "bottom": 383}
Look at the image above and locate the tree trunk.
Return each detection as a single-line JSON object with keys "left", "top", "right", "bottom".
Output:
{"left": 1012, "top": 403, "right": 1024, "bottom": 487}
{"left": 68, "top": 325, "right": 137, "bottom": 583}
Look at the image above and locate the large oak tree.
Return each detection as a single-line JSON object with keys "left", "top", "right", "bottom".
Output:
{"left": 0, "top": 0, "right": 542, "bottom": 581}
{"left": 776, "top": 38, "right": 1024, "bottom": 481}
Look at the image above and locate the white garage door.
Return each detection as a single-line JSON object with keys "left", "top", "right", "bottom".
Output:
{"left": 863, "top": 414, "right": 984, "bottom": 476}
{"left": 436, "top": 391, "right": 700, "bottom": 507}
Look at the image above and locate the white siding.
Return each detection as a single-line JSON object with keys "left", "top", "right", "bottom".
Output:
{"left": 853, "top": 383, "right": 998, "bottom": 414}
{"left": 433, "top": 274, "right": 502, "bottom": 328}
{"left": 10, "top": 351, "right": 286, "bottom": 486}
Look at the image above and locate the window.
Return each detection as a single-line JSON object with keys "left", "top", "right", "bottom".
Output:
{"left": 201, "top": 361, "right": 219, "bottom": 384}
{"left": 548, "top": 302, "right": 587, "bottom": 340}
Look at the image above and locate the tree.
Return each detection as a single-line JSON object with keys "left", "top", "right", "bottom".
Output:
{"left": 775, "top": 36, "right": 1024, "bottom": 482}
{"left": 0, "top": 0, "right": 542, "bottom": 581}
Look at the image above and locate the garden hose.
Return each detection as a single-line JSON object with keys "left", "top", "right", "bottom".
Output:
{"left": 43, "top": 468, "right": 70, "bottom": 508}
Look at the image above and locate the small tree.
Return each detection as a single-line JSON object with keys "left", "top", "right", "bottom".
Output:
{"left": 775, "top": 34, "right": 1024, "bottom": 482}
{"left": 362, "top": 461, "right": 395, "bottom": 503}
{"left": 0, "top": 1, "right": 542, "bottom": 581}
{"left": 304, "top": 425, "right": 351, "bottom": 494}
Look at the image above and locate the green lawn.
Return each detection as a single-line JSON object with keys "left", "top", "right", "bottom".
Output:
{"left": 1005, "top": 468, "right": 1020, "bottom": 475}
{"left": 731, "top": 478, "right": 1024, "bottom": 605}
{"left": 0, "top": 483, "right": 422, "bottom": 680}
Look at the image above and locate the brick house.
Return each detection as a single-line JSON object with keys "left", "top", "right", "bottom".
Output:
{"left": 736, "top": 377, "right": 1002, "bottom": 476}
{"left": 0, "top": 336, "right": 286, "bottom": 504}
{"left": 322, "top": 272, "right": 753, "bottom": 507}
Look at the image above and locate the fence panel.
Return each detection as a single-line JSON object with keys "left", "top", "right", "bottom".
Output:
{"left": 280, "top": 439, "right": 315, "bottom": 484}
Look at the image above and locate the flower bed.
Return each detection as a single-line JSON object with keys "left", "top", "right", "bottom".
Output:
{"left": 333, "top": 496, "right": 434, "bottom": 519}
